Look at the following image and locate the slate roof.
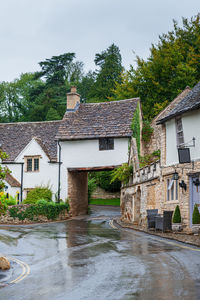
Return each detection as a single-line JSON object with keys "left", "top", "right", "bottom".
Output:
{"left": 157, "top": 81, "right": 200, "bottom": 124}
{"left": 5, "top": 173, "right": 21, "bottom": 187}
{"left": 0, "top": 121, "right": 61, "bottom": 162}
{"left": 56, "top": 98, "right": 139, "bottom": 140}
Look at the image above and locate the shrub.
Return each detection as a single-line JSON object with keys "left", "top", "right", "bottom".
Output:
{"left": 192, "top": 204, "right": 200, "bottom": 224}
{"left": 0, "top": 192, "right": 8, "bottom": 215}
{"left": 172, "top": 205, "right": 181, "bottom": 223}
{"left": 23, "top": 186, "right": 52, "bottom": 204}
{"left": 36, "top": 199, "right": 48, "bottom": 205}
{"left": 88, "top": 178, "right": 97, "bottom": 201}
{"left": 111, "top": 163, "right": 133, "bottom": 185}
{"left": 5, "top": 195, "right": 17, "bottom": 206}
{"left": 9, "top": 202, "right": 70, "bottom": 221}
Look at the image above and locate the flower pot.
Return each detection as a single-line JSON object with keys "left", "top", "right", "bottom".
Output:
{"left": 192, "top": 224, "right": 200, "bottom": 234}
{"left": 172, "top": 223, "right": 182, "bottom": 232}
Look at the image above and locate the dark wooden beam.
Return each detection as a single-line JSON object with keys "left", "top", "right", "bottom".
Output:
{"left": 68, "top": 165, "right": 120, "bottom": 172}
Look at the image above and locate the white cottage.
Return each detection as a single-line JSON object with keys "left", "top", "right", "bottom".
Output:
{"left": 0, "top": 87, "right": 140, "bottom": 215}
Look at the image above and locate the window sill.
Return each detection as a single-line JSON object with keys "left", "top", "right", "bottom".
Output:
{"left": 165, "top": 200, "right": 179, "bottom": 204}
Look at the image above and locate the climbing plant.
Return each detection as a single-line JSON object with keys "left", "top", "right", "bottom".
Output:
{"left": 131, "top": 102, "right": 140, "bottom": 156}
{"left": 110, "top": 163, "right": 133, "bottom": 185}
{"left": 142, "top": 120, "right": 154, "bottom": 145}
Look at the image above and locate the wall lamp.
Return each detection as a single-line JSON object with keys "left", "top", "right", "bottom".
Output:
{"left": 172, "top": 170, "right": 179, "bottom": 181}
{"left": 179, "top": 180, "right": 187, "bottom": 191}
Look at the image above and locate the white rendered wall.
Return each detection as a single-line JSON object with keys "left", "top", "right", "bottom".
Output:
{"left": 61, "top": 138, "right": 129, "bottom": 168}
{"left": 5, "top": 139, "right": 59, "bottom": 201}
{"left": 166, "top": 109, "right": 200, "bottom": 166}
{"left": 59, "top": 138, "right": 129, "bottom": 200}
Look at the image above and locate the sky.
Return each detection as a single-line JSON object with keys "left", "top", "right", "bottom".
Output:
{"left": 0, "top": 0, "right": 199, "bottom": 82}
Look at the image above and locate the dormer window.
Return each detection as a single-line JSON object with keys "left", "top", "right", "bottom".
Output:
{"left": 99, "top": 138, "right": 114, "bottom": 151}
{"left": 25, "top": 156, "right": 40, "bottom": 172}
{"left": 176, "top": 117, "right": 184, "bottom": 147}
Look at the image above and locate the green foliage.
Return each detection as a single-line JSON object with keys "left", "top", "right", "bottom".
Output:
{"left": 36, "top": 199, "right": 48, "bottom": 205}
{"left": 5, "top": 195, "right": 17, "bottom": 206}
{"left": 192, "top": 204, "right": 200, "bottom": 224}
{"left": 88, "top": 44, "right": 123, "bottom": 102}
{"left": 0, "top": 192, "right": 8, "bottom": 215}
{"left": 46, "top": 108, "right": 61, "bottom": 121}
{"left": 89, "top": 198, "right": 120, "bottom": 206}
{"left": 131, "top": 103, "right": 141, "bottom": 155}
{"left": 23, "top": 186, "right": 52, "bottom": 204}
{"left": 173, "top": 205, "right": 181, "bottom": 223}
{"left": 9, "top": 202, "right": 70, "bottom": 221}
{"left": 142, "top": 120, "right": 154, "bottom": 144}
{"left": 88, "top": 178, "right": 97, "bottom": 201}
{"left": 111, "top": 163, "right": 133, "bottom": 185}
{"left": 89, "top": 171, "right": 121, "bottom": 192}
{"left": 111, "top": 15, "right": 200, "bottom": 120}
{"left": 0, "top": 150, "right": 10, "bottom": 191}
{"left": 139, "top": 150, "right": 160, "bottom": 168}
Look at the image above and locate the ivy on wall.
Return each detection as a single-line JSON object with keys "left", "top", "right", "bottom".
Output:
{"left": 131, "top": 102, "right": 141, "bottom": 156}
{"left": 142, "top": 120, "right": 154, "bottom": 145}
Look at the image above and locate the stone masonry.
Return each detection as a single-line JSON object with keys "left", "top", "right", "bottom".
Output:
{"left": 68, "top": 171, "right": 88, "bottom": 216}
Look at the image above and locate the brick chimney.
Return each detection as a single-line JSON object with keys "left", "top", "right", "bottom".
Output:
{"left": 67, "top": 86, "right": 80, "bottom": 110}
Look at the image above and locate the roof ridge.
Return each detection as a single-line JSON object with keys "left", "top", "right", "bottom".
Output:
{"left": 82, "top": 98, "right": 140, "bottom": 105}
{"left": 0, "top": 120, "right": 61, "bottom": 126}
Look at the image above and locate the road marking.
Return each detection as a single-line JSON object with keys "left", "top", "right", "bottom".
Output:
{"left": 109, "top": 220, "right": 200, "bottom": 252}
{"left": 0, "top": 255, "right": 30, "bottom": 284}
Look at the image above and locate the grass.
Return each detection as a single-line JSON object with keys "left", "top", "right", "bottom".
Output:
{"left": 89, "top": 198, "right": 120, "bottom": 206}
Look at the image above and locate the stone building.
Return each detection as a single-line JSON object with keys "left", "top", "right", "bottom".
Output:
{"left": 121, "top": 81, "right": 200, "bottom": 230}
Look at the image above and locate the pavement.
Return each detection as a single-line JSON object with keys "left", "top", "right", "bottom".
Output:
{"left": 0, "top": 206, "right": 200, "bottom": 300}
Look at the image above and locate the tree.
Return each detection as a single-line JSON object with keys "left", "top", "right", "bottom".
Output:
{"left": 88, "top": 44, "right": 123, "bottom": 102}
{"left": 111, "top": 14, "right": 200, "bottom": 119}
{"left": 46, "top": 107, "right": 61, "bottom": 121}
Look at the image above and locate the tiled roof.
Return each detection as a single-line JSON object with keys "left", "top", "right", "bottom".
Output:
{"left": 56, "top": 98, "right": 139, "bottom": 140}
{"left": 157, "top": 81, "right": 200, "bottom": 124}
{"left": 5, "top": 173, "right": 21, "bottom": 187}
{"left": 0, "top": 121, "right": 61, "bottom": 162}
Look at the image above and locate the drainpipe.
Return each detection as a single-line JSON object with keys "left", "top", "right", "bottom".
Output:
{"left": 20, "top": 163, "right": 24, "bottom": 203}
{"left": 58, "top": 140, "right": 61, "bottom": 203}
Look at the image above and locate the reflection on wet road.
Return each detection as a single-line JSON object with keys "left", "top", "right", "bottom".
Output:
{"left": 0, "top": 206, "right": 200, "bottom": 300}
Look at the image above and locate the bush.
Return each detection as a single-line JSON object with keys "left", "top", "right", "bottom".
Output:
{"left": 192, "top": 204, "right": 200, "bottom": 224}
{"left": 5, "top": 195, "right": 17, "bottom": 206}
{"left": 173, "top": 205, "right": 181, "bottom": 223}
{"left": 23, "top": 186, "right": 52, "bottom": 204}
{"left": 9, "top": 202, "right": 70, "bottom": 221}
{"left": 111, "top": 163, "right": 133, "bottom": 185}
{"left": 0, "top": 192, "right": 8, "bottom": 215}
{"left": 36, "top": 199, "right": 48, "bottom": 205}
{"left": 88, "top": 178, "right": 97, "bottom": 201}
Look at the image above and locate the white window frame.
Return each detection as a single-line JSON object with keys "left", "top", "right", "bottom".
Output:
{"left": 175, "top": 117, "right": 184, "bottom": 147}
{"left": 166, "top": 178, "right": 179, "bottom": 202}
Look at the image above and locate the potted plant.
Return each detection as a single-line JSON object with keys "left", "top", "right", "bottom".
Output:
{"left": 192, "top": 204, "right": 200, "bottom": 234}
{"left": 172, "top": 205, "right": 182, "bottom": 231}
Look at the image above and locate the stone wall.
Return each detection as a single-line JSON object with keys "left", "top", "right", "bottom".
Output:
{"left": 68, "top": 171, "right": 88, "bottom": 216}
{"left": 91, "top": 186, "right": 120, "bottom": 199}
{"left": 121, "top": 160, "right": 200, "bottom": 230}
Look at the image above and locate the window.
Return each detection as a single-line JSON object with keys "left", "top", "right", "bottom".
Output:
{"left": 167, "top": 178, "right": 178, "bottom": 201}
{"left": 176, "top": 117, "right": 184, "bottom": 147}
{"left": 25, "top": 156, "right": 40, "bottom": 172}
{"left": 99, "top": 138, "right": 114, "bottom": 151}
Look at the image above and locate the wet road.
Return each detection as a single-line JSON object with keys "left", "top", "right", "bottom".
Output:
{"left": 0, "top": 206, "right": 200, "bottom": 300}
